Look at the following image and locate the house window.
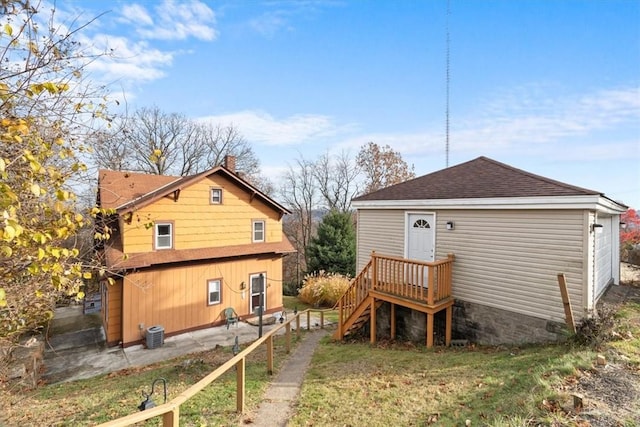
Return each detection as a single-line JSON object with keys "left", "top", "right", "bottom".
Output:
{"left": 155, "top": 222, "right": 173, "bottom": 249}
{"left": 253, "top": 220, "right": 265, "bottom": 242}
{"left": 413, "top": 219, "right": 431, "bottom": 229}
{"left": 207, "top": 279, "right": 221, "bottom": 305}
{"left": 210, "top": 188, "right": 222, "bottom": 204}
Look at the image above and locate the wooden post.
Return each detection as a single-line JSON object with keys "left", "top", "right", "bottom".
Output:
{"left": 371, "top": 251, "right": 378, "bottom": 290}
{"left": 285, "top": 323, "right": 291, "bottom": 353}
{"left": 427, "top": 266, "right": 435, "bottom": 305}
{"left": 369, "top": 296, "right": 376, "bottom": 344}
{"left": 320, "top": 311, "right": 324, "bottom": 329}
{"left": 295, "top": 313, "right": 301, "bottom": 339}
{"left": 338, "top": 299, "right": 343, "bottom": 339}
{"left": 426, "top": 313, "right": 434, "bottom": 348}
{"left": 307, "top": 310, "right": 311, "bottom": 331}
{"left": 445, "top": 305, "right": 452, "bottom": 346}
{"left": 266, "top": 336, "right": 274, "bottom": 375}
{"left": 557, "top": 273, "right": 576, "bottom": 333}
{"left": 236, "top": 357, "right": 245, "bottom": 412}
{"left": 390, "top": 303, "right": 396, "bottom": 340}
{"left": 162, "top": 406, "right": 178, "bottom": 427}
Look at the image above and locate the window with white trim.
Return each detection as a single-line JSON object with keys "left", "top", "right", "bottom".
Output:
{"left": 207, "top": 279, "right": 221, "bottom": 305}
{"left": 253, "top": 220, "right": 265, "bottom": 242}
{"left": 210, "top": 188, "right": 222, "bottom": 204}
{"left": 155, "top": 223, "right": 173, "bottom": 249}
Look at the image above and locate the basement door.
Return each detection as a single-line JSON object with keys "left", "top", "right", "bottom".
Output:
{"left": 406, "top": 213, "right": 435, "bottom": 286}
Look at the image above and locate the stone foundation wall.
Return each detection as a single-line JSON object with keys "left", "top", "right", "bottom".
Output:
{"left": 452, "top": 300, "right": 567, "bottom": 345}
{"left": 0, "top": 337, "right": 45, "bottom": 388}
{"left": 374, "top": 302, "right": 448, "bottom": 345}
{"left": 370, "top": 300, "right": 566, "bottom": 346}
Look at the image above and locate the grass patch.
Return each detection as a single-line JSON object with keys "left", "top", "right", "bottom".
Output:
{"left": 283, "top": 295, "right": 338, "bottom": 323}
{"left": 1, "top": 334, "right": 302, "bottom": 426}
{"left": 287, "top": 295, "right": 640, "bottom": 426}
{"left": 290, "top": 341, "right": 595, "bottom": 426}
{"left": 3, "top": 295, "right": 638, "bottom": 425}
{"left": 610, "top": 301, "right": 640, "bottom": 366}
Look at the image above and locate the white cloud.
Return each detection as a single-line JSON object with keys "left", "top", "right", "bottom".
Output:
{"left": 120, "top": 4, "right": 153, "bottom": 26}
{"left": 81, "top": 34, "right": 173, "bottom": 83}
{"left": 248, "top": 11, "right": 293, "bottom": 37}
{"left": 198, "top": 110, "right": 357, "bottom": 146}
{"left": 243, "top": 0, "right": 343, "bottom": 37}
{"left": 121, "top": 0, "right": 218, "bottom": 41}
{"left": 449, "top": 85, "right": 640, "bottom": 154}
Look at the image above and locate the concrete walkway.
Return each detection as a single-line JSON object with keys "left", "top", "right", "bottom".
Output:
{"left": 44, "top": 306, "right": 329, "bottom": 384}
{"left": 245, "top": 328, "right": 330, "bottom": 427}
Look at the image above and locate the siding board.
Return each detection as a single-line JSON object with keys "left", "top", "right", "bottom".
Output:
{"left": 121, "top": 176, "right": 283, "bottom": 254}
{"left": 357, "top": 208, "right": 586, "bottom": 323}
{"left": 121, "top": 257, "right": 284, "bottom": 345}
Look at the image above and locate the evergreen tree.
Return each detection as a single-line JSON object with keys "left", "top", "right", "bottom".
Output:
{"left": 306, "top": 210, "right": 356, "bottom": 276}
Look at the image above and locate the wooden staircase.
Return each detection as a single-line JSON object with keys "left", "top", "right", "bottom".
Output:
{"left": 333, "top": 252, "right": 455, "bottom": 347}
{"left": 338, "top": 299, "right": 384, "bottom": 339}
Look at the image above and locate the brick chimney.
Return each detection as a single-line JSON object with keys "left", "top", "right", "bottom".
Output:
{"left": 224, "top": 155, "right": 236, "bottom": 172}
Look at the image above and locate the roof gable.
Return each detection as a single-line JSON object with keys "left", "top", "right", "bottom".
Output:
{"left": 353, "top": 156, "right": 602, "bottom": 202}
{"left": 98, "top": 167, "right": 290, "bottom": 215}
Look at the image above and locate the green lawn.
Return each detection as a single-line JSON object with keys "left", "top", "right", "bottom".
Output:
{"left": 288, "top": 296, "right": 640, "bottom": 426}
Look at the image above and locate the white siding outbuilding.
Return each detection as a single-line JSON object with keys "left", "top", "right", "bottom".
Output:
{"left": 352, "top": 157, "right": 627, "bottom": 344}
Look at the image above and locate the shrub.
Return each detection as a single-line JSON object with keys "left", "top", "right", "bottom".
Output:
{"left": 282, "top": 281, "right": 299, "bottom": 297}
{"left": 298, "top": 271, "right": 351, "bottom": 307}
{"left": 572, "top": 305, "right": 617, "bottom": 348}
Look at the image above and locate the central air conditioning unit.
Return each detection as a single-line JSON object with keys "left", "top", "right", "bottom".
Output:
{"left": 146, "top": 325, "right": 164, "bottom": 349}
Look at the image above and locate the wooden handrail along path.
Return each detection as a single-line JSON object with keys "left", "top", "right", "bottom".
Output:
{"left": 97, "top": 309, "right": 332, "bottom": 427}
{"left": 335, "top": 252, "right": 455, "bottom": 347}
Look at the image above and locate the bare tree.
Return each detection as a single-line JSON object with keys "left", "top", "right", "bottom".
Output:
{"left": 314, "top": 151, "right": 361, "bottom": 212}
{"left": 199, "top": 123, "right": 258, "bottom": 172}
{"left": 356, "top": 142, "right": 415, "bottom": 194}
{"left": 127, "top": 106, "right": 204, "bottom": 175}
{"left": 279, "top": 156, "right": 319, "bottom": 271}
{"left": 92, "top": 107, "right": 203, "bottom": 175}
{"left": 91, "top": 127, "right": 132, "bottom": 171}
{"left": 91, "top": 113, "right": 272, "bottom": 193}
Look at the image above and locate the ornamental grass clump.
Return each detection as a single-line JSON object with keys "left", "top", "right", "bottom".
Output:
{"left": 298, "top": 271, "right": 351, "bottom": 307}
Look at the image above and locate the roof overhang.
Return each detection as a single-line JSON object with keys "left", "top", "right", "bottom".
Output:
{"left": 110, "top": 167, "right": 291, "bottom": 216}
{"left": 352, "top": 195, "right": 627, "bottom": 214}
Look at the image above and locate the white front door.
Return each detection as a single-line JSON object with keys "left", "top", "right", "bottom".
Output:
{"left": 249, "top": 273, "right": 266, "bottom": 314}
{"left": 407, "top": 213, "right": 435, "bottom": 263}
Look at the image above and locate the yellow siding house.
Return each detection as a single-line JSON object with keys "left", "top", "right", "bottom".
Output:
{"left": 96, "top": 157, "right": 294, "bottom": 347}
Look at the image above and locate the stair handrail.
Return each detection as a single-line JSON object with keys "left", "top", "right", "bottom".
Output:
{"left": 335, "top": 255, "right": 375, "bottom": 337}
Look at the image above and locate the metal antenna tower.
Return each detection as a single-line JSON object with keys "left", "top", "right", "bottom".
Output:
{"left": 445, "top": 0, "right": 451, "bottom": 167}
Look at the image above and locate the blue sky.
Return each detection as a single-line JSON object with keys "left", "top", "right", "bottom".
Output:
{"left": 66, "top": 0, "right": 639, "bottom": 207}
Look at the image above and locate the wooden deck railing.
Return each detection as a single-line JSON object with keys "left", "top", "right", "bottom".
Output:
{"left": 97, "top": 308, "right": 333, "bottom": 427}
{"left": 337, "top": 252, "right": 455, "bottom": 329}
{"left": 373, "top": 253, "right": 454, "bottom": 305}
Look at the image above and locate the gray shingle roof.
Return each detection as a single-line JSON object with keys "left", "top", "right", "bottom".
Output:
{"left": 353, "top": 156, "right": 601, "bottom": 202}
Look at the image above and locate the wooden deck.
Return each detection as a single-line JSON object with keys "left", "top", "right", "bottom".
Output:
{"left": 334, "top": 252, "right": 455, "bottom": 347}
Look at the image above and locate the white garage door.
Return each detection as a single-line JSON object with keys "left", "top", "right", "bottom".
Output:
{"left": 595, "top": 216, "right": 613, "bottom": 298}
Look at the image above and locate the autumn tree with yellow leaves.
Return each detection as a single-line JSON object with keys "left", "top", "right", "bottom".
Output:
{"left": 0, "top": 1, "right": 112, "bottom": 343}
